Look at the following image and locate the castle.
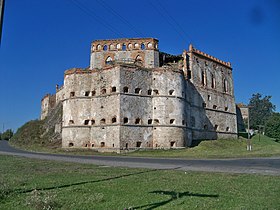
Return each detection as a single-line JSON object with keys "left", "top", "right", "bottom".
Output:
{"left": 41, "top": 38, "right": 237, "bottom": 152}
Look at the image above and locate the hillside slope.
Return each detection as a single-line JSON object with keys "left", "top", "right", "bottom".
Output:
{"left": 10, "top": 102, "right": 62, "bottom": 149}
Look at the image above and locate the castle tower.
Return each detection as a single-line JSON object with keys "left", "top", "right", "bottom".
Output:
{"left": 90, "top": 38, "right": 159, "bottom": 69}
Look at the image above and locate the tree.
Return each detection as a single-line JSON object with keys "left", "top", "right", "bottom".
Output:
{"left": 248, "top": 93, "right": 276, "bottom": 129}
{"left": 1, "top": 129, "right": 13, "bottom": 140}
{"left": 266, "top": 113, "right": 280, "bottom": 140}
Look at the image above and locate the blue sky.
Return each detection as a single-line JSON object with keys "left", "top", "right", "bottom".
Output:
{"left": 0, "top": 0, "right": 279, "bottom": 131}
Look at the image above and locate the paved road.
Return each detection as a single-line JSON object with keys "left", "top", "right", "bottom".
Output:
{"left": 0, "top": 140, "right": 280, "bottom": 175}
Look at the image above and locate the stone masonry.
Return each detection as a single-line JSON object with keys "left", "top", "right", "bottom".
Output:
{"left": 41, "top": 38, "right": 238, "bottom": 152}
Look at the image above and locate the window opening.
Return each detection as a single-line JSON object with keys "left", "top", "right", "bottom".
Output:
{"left": 100, "top": 142, "right": 105, "bottom": 147}
{"left": 101, "top": 88, "right": 106, "bottom": 94}
{"left": 135, "top": 88, "right": 141, "bottom": 94}
{"left": 105, "top": 56, "right": 112, "bottom": 65}
{"left": 85, "top": 91, "right": 90, "bottom": 96}
{"left": 170, "top": 119, "right": 175, "bottom": 124}
{"left": 124, "top": 117, "right": 128, "bottom": 124}
{"left": 136, "top": 142, "right": 142, "bottom": 147}
{"left": 84, "top": 120, "right": 89, "bottom": 125}
{"left": 135, "top": 118, "right": 141, "bottom": 124}
{"left": 112, "top": 117, "right": 117, "bottom": 123}
{"left": 100, "top": 118, "right": 106, "bottom": 124}
{"left": 111, "top": 86, "right": 116, "bottom": 92}
{"left": 123, "top": 86, "right": 129, "bottom": 93}
{"left": 214, "top": 125, "right": 218, "bottom": 131}
{"left": 122, "top": 44, "right": 126, "bottom": 51}
{"left": 169, "top": 90, "right": 174, "bottom": 95}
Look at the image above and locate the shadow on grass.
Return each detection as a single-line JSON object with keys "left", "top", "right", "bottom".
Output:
{"left": 131, "top": 190, "right": 219, "bottom": 210}
{"left": 4, "top": 169, "right": 158, "bottom": 197}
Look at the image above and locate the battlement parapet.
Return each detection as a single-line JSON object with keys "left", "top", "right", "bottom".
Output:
{"left": 189, "top": 44, "right": 232, "bottom": 68}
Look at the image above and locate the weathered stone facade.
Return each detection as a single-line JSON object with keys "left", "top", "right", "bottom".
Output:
{"left": 41, "top": 38, "right": 237, "bottom": 152}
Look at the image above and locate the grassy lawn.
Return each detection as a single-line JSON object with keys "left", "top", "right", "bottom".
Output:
{"left": 0, "top": 155, "right": 279, "bottom": 209}
{"left": 10, "top": 134, "right": 280, "bottom": 159}
{"left": 127, "top": 134, "right": 280, "bottom": 158}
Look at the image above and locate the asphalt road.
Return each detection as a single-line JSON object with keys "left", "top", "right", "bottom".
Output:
{"left": 0, "top": 140, "right": 279, "bottom": 175}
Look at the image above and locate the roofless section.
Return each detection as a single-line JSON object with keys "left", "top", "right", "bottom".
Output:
{"left": 90, "top": 38, "right": 159, "bottom": 69}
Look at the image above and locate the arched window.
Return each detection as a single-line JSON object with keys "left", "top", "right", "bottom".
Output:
{"left": 112, "top": 117, "right": 117, "bottom": 123}
{"left": 109, "top": 44, "right": 115, "bottom": 50}
{"left": 105, "top": 56, "right": 113, "bottom": 65}
{"left": 103, "top": 45, "right": 108, "bottom": 51}
{"left": 141, "top": 43, "right": 145, "bottom": 50}
{"left": 128, "top": 43, "right": 132, "bottom": 49}
{"left": 97, "top": 44, "right": 101, "bottom": 50}
{"left": 101, "top": 88, "right": 106, "bottom": 94}
{"left": 122, "top": 44, "right": 126, "bottom": 51}
{"left": 169, "top": 90, "right": 174, "bottom": 95}
{"left": 147, "top": 42, "right": 153, "bottom": 48}
{"left": 100, "top": 118, "right": 106, "bottom": 124}
{"left": 135, "top": 55, "right": 143, "bottom": 63}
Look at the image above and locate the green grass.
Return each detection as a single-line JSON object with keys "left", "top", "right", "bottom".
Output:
{"left": 0, "top": 155, "right": 279, "bottom": 210}
{"left": 126, "top": 135, "right": 280, "bottom": 158}
{"left": 10, "top": 134, "right": 280, "bottom": 159}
